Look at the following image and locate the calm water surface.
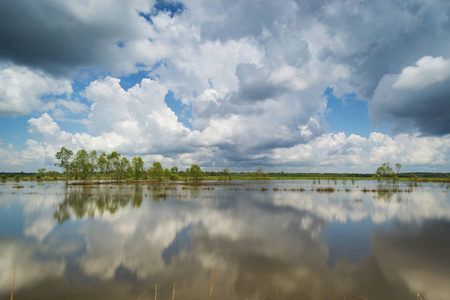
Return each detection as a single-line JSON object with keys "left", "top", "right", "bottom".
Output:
{"left": 0, "top": 180, "right": 449, "bottom": 300}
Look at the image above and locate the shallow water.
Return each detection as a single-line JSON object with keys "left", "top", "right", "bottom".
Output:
{"left": 0, "top": 180, "right": 449, "bottom": 300}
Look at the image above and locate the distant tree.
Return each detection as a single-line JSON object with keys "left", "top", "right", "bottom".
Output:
{"left": 73, "top": 149, "right": 91, "bottom": 180}
{"left": 107, "top": 151, "right": 122, "bottom": 180}
{"left": 395, "top": 163, "right": 402, "bottom": 175}
{"left": 170, "top": 166, "right": 178, "bottom": 173}
{"left": 376, "top": 162, "right": 393, "bottom": 183}
{"left": 55, "top": 147, "right": 73, "bottom": 181}
{"left": 254, "top": 166, "right": 264, "bottom": 179}
{"left": 163, "top": 168, "right": 171, "bottom": 179}
{"left": 184, "top": 168, "right": 190, "bottom": 181}
{"left": 148, "top": 161, "right": 163, "bottom": 181}
{"left": 223, "top": 168, "right": 231, "bottom": 180}
{"left": 89, "top": 150, "right": 98, "bottom": 175}
{"left": 132, "top": 157, "right": 145, "bottom": 180}
{"left": 118, "top": 157, "right": 130, "bottom": 180}
{"left": 190, "top": 164, "right": 203, "bottom": 180}
{"left": 97, "top": 152, "right": 108, "bottom": 178}
{"left": 36, "top": 168, "right": 46, "bottom": 179}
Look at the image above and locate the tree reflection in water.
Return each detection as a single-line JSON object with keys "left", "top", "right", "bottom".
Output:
{"left": 54, "top": 184, "right": 144, "bottom": 223}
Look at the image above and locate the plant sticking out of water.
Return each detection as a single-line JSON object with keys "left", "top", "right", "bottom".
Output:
{"left": 172, "top": 282, "right": 175, "bottom": 300}
{"left": 417, "top": 292, "right": 427, "bottom": 300}
{"left": 209, "top": 267, "right": 217, "bottom": 300}
{"left": 10, "top": 264, "right": 16, "bottom": 300}
{"left": 316, "top": 187, "right": 335, "bottom": 193}
{"left": 133, "top": 269, "right": 428, "bottom": 300}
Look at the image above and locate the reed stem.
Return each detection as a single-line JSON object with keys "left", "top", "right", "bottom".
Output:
{"left": 10, "top": 264, "right": 16, "bottom": 300}
{"left": 209, "top": 267, "right": 217, "bottom": 300}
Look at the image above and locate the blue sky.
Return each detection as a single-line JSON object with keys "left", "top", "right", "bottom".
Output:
{"left": 1, "top": 0, "right": 450, "bottom": 173}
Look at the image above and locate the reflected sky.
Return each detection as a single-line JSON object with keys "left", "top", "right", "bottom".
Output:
{"left": 0, "top": 180, "right": 449, "bottom": 300}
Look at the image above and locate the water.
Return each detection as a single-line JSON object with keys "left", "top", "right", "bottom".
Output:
{"left": 0, "top": 180, "right": 449, "bottom": 300}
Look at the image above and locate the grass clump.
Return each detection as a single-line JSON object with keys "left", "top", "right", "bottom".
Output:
{"left": 316, "top": 187, "right": 335, "bottom": 193}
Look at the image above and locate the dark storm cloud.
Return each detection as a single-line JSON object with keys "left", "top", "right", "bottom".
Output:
{"left": 0, "top": 0, "right": 148, "bottom": 75}
{"left": 369, "top": 59, "right": 450, "bottom": 136}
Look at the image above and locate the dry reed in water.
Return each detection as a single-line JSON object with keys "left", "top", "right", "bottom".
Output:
{"left": 136, "top": 289, "right": 152, "bottom": 300}
{"left": 172, "top": 283, "right": 176, "bottom": 300}
{"left": 226, "top": 280, "right": 229, "bottom": 300}
{"left": 10, "top": 264, "right": 16, "bottom": 300}
{"left": 209, "top": 267, "right": 217, "bottom": 300}
{"left": 155, "top": 283, "right": 157, "bottom": 300}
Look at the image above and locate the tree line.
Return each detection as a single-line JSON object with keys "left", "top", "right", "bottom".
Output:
{"left": 55, "top": 147, "right": 203, "bottom": 181}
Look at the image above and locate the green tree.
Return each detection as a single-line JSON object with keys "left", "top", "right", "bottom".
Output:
{"left": 376, "top": 162, "right": 393, "bottom": 182}
{"left": 395, "top": 163, "right": 402, "bottom": 175}
{"left": 190, "top": 164, "right": 203, "bottom": 180}
{"left": 73, "top": 149, "right": 92, "bottom": 180}
{"left": 89, "top": 150, "right": 98, "bottom": 178}
{"left": 222, "top": 168, "right": 230, "bottom": 180}
{"left": 107, "top": 151, "right": 122, "bottom": 180}
{"left": 170, "top": 166, "right": 178, "bottom": 173}
{"left": 132, "top": 157, "right": 145, "bottom": 180}
{"left": 254, "top": 166, "right": 264, "bottom": 179}
{"left": 184, "top": 168, "right": 190, "bottom": 181}
{"left": 36, "top": 168, "right": 46, "bottom": 179}
{"left": 118, "top": 157, "right": 130, "bottom": 180}
{"left": 55, "top": 147, "right": 73, "bottom": 181}
{"left": 163, "top": 168, "right": 171, "bottom": 179}
{"left": 97, "top": 152, "right": 108, "bottom": 178}
{"left": 148, "top": 161, "right": 163, "bottom": 181}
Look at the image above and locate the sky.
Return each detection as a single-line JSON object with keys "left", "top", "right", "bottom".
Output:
{"left": 0, "top": 0, "right": 449, "bottom": 173}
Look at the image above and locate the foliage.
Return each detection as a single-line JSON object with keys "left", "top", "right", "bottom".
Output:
{"left": 132, "top": 156, "right": 145, "bottom": 180}
{"left": 395, "top": 163, "right": 402, "bottom": 174}
{"left": 148, "top": 161, "right": 163, "bottom": 181}
{"left": 97, "top": 152, "right": 108, "bottom": 175}
{"left": 71, "top": 149, "right": 92, "bottom": 180}
{"left": 119, "top": 157, "right": 131, "bottom": 180}
{"left": 36, "top": 168, "right": 46, "bottom": 179}
{"left": 55, "top": 147, "right": 73, "bottom": 181}
{"left": 190, "top": 164, "right": 203, "bottom": 180}
{"left": 107, "top": 151, "right": 122, "bottom": 180}
{"left": 163, "top": 168, "right": 171, "bottom": 179}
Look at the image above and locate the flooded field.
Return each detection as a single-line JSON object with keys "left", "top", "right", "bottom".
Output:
{"left": 1, "top": 180, "right": 449, "bottom": 300}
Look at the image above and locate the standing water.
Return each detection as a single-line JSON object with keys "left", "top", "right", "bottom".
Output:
{"left": 0, "top": 180, "right": 449, "bottom": 300}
